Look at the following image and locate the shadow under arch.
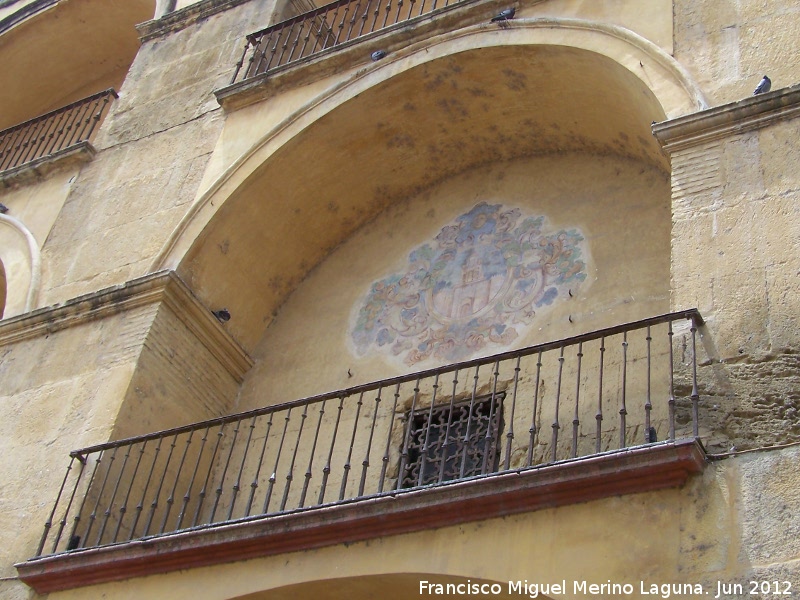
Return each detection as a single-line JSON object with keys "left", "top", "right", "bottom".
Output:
{"left": 228, "top": 573, "right": 554, "bottom": 600}
{"left": 163, "top": 19, "right": 697, "bottom": 350}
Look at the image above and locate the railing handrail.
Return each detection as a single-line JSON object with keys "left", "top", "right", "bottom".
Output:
{"left": 0, "top": 88, "right": 118, "bottom": 137}
{"left": 71, "top": 308, "right": 703, "bottom": 458}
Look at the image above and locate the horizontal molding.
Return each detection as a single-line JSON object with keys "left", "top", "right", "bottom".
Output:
{"left": 137, "top": 0, "right": 254, "bottom": 42}
{"left": 0, "top": 141, "right": 95, "bottom": 189}
{"left": 653, "top": 83, "right": 800, "bottom": 153}
{"left": 0, "top": 270, "right": 253, "bottom": 381}
{"left": 17, "top": 439, "right": 706, "bottom": 593}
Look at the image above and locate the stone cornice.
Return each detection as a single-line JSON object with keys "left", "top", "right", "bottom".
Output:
{"left": 0, "top": 270, "right": 253, "bottom": 381}
{"left": 653, "top": 83, "right": 800, "bottom": 153}
{"left": 137, "top": 0, "right": 254, "bottom": 42}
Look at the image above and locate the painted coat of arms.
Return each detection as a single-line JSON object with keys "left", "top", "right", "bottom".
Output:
{"left": 351, "top": 202, "right": 588, "bottom": 365}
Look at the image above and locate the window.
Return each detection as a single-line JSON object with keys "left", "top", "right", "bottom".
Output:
{"left": 400, "top": 393, "right": 504, "bottom": 487}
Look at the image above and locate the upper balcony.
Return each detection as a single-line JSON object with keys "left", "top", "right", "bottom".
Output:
{"left": 0, "top": 89, "right": 117, "bottom": 184}
{"left": 17, "top": 309, "right": 707, "bottom": 594}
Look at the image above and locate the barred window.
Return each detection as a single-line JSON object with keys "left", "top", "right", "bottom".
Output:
{"left": 400, "top": 393, "right": 504, "bottom": 488}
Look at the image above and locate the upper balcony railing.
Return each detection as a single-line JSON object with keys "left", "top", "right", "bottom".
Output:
{"left": 32, "top": 309, "right": 703, "bottom": 559}
{"left": 0, "top": 89, "right": 117, "bottom": 174}
{"left": 230, "top": 0, "right": 466, "bottom": 83}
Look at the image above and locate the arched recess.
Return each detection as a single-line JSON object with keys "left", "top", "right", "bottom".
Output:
{"left": 160, "top": 21, "right": 704, "bottom": 356}
{"left": 228, "top": 574, "right": 551, "bottom": 600}
{"left": 0, "top": 0, "right": 156, "bottom": 130}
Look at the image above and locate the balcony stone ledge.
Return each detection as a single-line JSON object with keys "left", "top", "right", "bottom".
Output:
{"left": 16, "top": 438, "right": 706, "bottom": 594}
{"left": 0, "top": 141, "right": 95, "bottom": 190}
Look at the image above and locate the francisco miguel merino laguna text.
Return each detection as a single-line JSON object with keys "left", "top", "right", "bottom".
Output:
{"left": 419, "top": 579, "right": 708, "bottom": 597}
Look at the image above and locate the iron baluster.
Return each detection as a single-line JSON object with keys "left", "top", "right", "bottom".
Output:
{"left": 551, "top": 346, "right": 565, "bottom": 463}
{"left": 645, "top": 325, "right": 653, "bottom": 443}
{"left": 619, "top": 331, "right": 628, "bottom": 449}
{"left": 332, "top": 4, "right": 351, "bottom": 46}
{"left": 245, "top": 414, "right": 274, "bottom": 517}
{"left": 159, "top": 431, "right": 195, "bottom": 533}
{"left": 318, "top": 396, "right": 345, "bottom": 504}
{"left": 192, "top": 423, "right": 226, "bottom": 527}
{"left": 143, "top": 433, "right": 180, "bottom": 537}
{"left": 344, "top": 0, "right": 363, "bottom": 41}
{"left": 596, "top": 336, "right": 605, "bottom": 453}
{"left": 481, "top": 361, "right": 500, "bottom": 474}
{"left": 129, "top": 438, "right": 164, "bottom": 540}
{"left": 503, "top": 356, "right": 521, "bottom": 470}
{"left": 36, "top": 456, "right": 77, "bottom": 556}
{"left": 112, "top": 440, "right": 149, "bottom": 543}
{"left": 527, "top": 350, "right": 542, "bottom": 467}
{"left": 668, "top": 321, "right": 676, "bottom": 440}
{"left": 571, "top": 342, "right": 583, "bottom": 459}
{"left": 227, "top": 416, "right": 258, "bottom": 520}
{"left": 339, "top": 392, "right": 364, "bottom": 500}
{"left": 459, "top": 366, "right": 480, "bottom": 478}
{"left": 280, "top": 401, "right": 310, "bottom": 511}
{"left": 83, "top": 446, "right": 118, "bottom": 547}
{"left": 66, "top": 453, "right": 101, "bottom": 551}
{"left": 438, "top": 371, "right": 459, "bottom": 484}
{"left": 263, "top": 407, "right": 293, "bottom": 514}
{"left": 209, "top": 419, "right": 242, "bottom": 523}
{"left": 176, "top": 425, "right": 211, "bottom": 529}
{"left": 358, "top": 387, "right": 383, "bottom": 496}
{"left": 378, "top": 383, "right": 401, "bottom": 492}
{"left": 230, "top": 39, "right": 251, "bottom": 84}
{"left": 691, "top": 315, "right": 700, "bottom": 438}
{"left": 299, "top": 400, "right": 327, "bottom": 507}
{"left": 417, "top": 373, "right": 440, "bottom": 486}
{"left": 397, "top": 378, "right": 421, "bottom": 490}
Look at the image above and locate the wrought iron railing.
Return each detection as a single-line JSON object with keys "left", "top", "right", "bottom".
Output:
{"left": 230, "top": 0, "right": 466, "bottom": 82}
{"left": 34, "top": 309, "right": 704, "bottom": 558}
{"left": 0, "top": 89, "right": 117, "bottom": 174}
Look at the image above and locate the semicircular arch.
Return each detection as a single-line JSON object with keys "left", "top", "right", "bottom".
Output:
{"left": 161, "top": 19, "right": 700, "bottom": 350}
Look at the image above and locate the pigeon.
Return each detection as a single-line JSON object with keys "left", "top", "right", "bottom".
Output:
{"left": 753, "top": 75, "right": 771, "bottom": 95}
{"left": 647, "top": 427, "right": 657, "bottom": 443}
{"left": 212, "top": 308, "right": 231, "bottom": 323}
{"left": 0, "top": 202, "right": 7, "bottom": 214}
{"left": 491, "top": 7, "right": 515, "bottom": 22}
{"left": 371, "top": 50, "right": 387, "bottom": 61}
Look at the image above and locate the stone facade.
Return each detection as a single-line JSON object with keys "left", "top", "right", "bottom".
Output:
{"left": 1, "top": 0, "right": 799, "bottom": 598}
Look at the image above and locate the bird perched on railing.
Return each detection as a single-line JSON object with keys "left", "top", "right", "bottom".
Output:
{"left": 491, "top": 7, "right": 515, "bottom": 22}
{"left": 753, "top": 75, "right": 771, "bottom": 95}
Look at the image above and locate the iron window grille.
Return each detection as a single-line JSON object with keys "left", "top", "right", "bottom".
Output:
{"left": 400, "top": 392, "right": 504, "bottom": 488}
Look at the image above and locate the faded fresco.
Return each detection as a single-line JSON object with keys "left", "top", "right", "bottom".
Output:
{"left": 351, "top": 202, "right": 589, "bottom": 365}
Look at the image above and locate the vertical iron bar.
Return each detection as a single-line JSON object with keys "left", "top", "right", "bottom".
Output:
{"left": 503, "top": 356, "right": 521, "bottom": 470}
{"left": 397, "top": 378, "right": 421, "bottom": 490}
{"left": 112, "top": 440, "right": 149, "bottom": 543}
{"left": 40, "top": 108, "right": 70, "bottom": 156}
{"left": 16, "top": 116, "right": 46, "bottom": 165}
{"left": 0, "top": 125, "right": 27, "bottom": 170}
{"left": 159, "top": 431, "right": 194, "bottom": 533}
{"left": 143, "top": 433, "right": 179, "bottom": 537}
{"left": 645, "top": 325, "right": 653, "bottom": 443}
{"left": 596, "top": 337, "right": 605, "bottom": 453}
{"left": 83, "top": 446, "right": 118, "bottom": 547}
{"left": 459, "top": 366, "right": 480, "bottom": 478}
{"left": 263, "top": 407, "right": 292, "bottom": 514}
{"left": 690, "top": 315, "right": 700, "bottom": 438}
{"left": 176, "top": 425, "right": 210, "bottom": 530}
{"left": 209, "top": 419, "right": 242, "bottom": 523}
{"left": 227, "top": 416, "right": 258, "bottom": 520}
{"left": 230, "top": 39, "right": 251, "bottom": 84}
{"left": 129, "top": 438, "right": 163, "bottom": 540}
{"left": 527, "top": 350, "right": 543, "bottom": 466}
{"left": 437, "top": 371, "right": 459, "bottom": 484}
{"left": 551, "top": 346, "right": 565, "bottom": 463}
{"left": 299, "top": 400, "right": 327, "bottom": 507}
{"left": 284, "top": 22, "right": 306, "bottom": 64}
{"left": 339, "top": 392, "right": 364, "bottom": 500}
{"left": 381, "top": 0, "right": 393, "bottom": 28}
{"left": 83, "top": 93, "right": 113, "bottom": 141}
{"left": 192, "top": 423, "right": 226, "bottom": 527}
{"left": 66, "top": 453, "right": 102, "bottom": 550}
{"left": 358, "top": 387, "right": 383, "bottom": 496}
{"left": 418, "top": 374, "right": 440, "bottom": 486}
{"left": 319, "top": 396, "right": 345, "bottom": 504}
{"left": 244, "top": 414, "right": 273, "bottom": 517}
{"left": 619, "top": 331, "right": 628, "bottom": 449}
{"left": 332, "top": 4, "right": 351, "bottom": 45}
{"left": 37, "top": 456, "right": 77, "bottom": 556}
{"left": 344, "top": 0, "right": 363, "bottom": 40}
{"left": 50, "top": 457, "right": 87, "bottom": 554}
{"left": 668, "top": 321, "right": 676, "bottom": 440}
{"left": 73, "top": 97, "right": 101, "bottom": 142}
{"left": 571, "top": 342, "right": 583, "bottom": 459}
{"left": 280, "top": 401, "right": 310, "bottom": 511}
{"left": 378, "top": 383, "right": 401, "bottom": 492}
{"left": 481, "top": 361, "right": 501, "bottom": 474}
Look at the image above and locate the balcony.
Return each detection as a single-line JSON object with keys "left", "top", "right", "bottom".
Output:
{"left": 0, "top": 89, "right": 116, "bottom": 183}
{"left": 17, "top": 310, "right": 707, "bottom": 593}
